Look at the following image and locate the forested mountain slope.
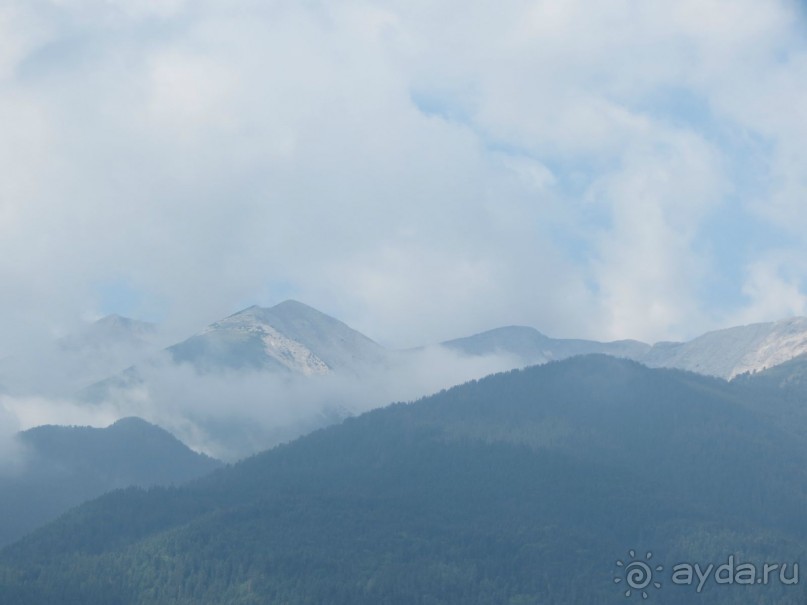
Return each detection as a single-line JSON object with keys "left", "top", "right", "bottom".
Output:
{"left": 2, "top": 356, "right": 806, "bottom": 604}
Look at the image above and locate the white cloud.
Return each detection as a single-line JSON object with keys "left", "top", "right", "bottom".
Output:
{"left": 55, "top": 347, "right": 526, "bottom": 460}
{"left": 0, "top": 394, "right": 118, "bottom": 431}
{"left": 0, "top": 0, "right": 805, "bottom": 358}
{"left": 731, "top": 256, "right": 807, "bottom": 325}
{"left": 588, "top": 128, "right": 729, "bottom": 340}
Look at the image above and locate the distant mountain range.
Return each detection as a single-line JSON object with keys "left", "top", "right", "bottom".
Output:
{"left": 173, "top": 305, "right": 807, "bottom": 380}
{"left": 40, "top": 301, "right": 807, "bottom": 460}
{"left": 441, "top": 325, "right": 651, "bottom": 365}
{"left": 5, "top": 299, "right": 807, "bottom": 468}
{"left": 441, "top": 317, "right": 807, "bottom": 380}
{"left": 3, "top": 300, "right": 804, "bottom": 401}
{"left": 76, "top": 300, "right": 807, "bottom": 388}
{"left": 3, "top": 356, "right": 807, "bottom": 604}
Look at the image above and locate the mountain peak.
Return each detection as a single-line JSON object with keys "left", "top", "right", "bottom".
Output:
{"left": 109, "top": 416, "right": 156, "bottom": 430}
{"left": 171, "top": 301, "right": 384, "bottom": 375}
{"left": 228, "top": 300, "right": 324, "bottom": 320}
{"left": 271, "top": 299, "right": 318, "bottom": 313}
{"left": 226, "top": 304, "right": 263, "bottom": 318}
{"left": 93, "top": 314, "right": 155, "bottom": 329}
{"left": 56, "top": 315, "right": 157, "bottom": 354}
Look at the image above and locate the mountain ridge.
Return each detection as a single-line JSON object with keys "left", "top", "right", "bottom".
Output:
{"left": 0, "top": 417, "right": 221, "bottom": 548}
{"left": 80, "top": 300, "right": 807, "bottom": 385}
{"left": 445, "top": 316, "right": 807, "bottom": 379}
{"left": 75, "top": 303, "right": 807, "bottom": 461}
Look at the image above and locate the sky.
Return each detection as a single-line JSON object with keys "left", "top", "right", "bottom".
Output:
{"left": 2, "top": 0, "right": 807, "bottom": 352}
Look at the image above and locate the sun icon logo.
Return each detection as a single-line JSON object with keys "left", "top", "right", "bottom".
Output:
{"left": 614, "top": 550, "right": 663, "bottom": 599}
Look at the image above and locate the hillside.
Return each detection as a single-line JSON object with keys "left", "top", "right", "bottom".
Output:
{"left": 0, "top": 418, "right": 221, "bottom": 547}
{"left": 1, "top": 356, "right": 806, "bottom": 604}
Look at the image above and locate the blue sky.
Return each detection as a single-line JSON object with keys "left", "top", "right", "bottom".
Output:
{"left": 2, "top": 0, "right": 807, "bottom": 351}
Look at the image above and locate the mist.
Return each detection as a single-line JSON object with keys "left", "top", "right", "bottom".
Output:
{"left": 0, "top": 344, "right": 523, "bottom": 461}
{"left": 75, "top": 347, "right": 524, "bottom": 460}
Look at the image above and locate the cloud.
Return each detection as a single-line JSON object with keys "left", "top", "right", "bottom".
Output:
{"left": 0, "top": 393, "right": 119, "bottom": 431}
{"left": 731, "top": 255, "right": 807, "bottom": 325}
{"left": 72, "top": 347, "right": 525, "bottom": 460}
{"left": 589, "top": 128, "right": 729, "bottom": 341}
{"left": 0, "top": 0, "right": 806, "bottom": 360}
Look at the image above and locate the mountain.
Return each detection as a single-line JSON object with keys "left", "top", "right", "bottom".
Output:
{"left": 17, "top": 305, "right": 807, "bottom": 402}
{"left": 0, "top": 418, "right": 221, "bottom": 548}
{"left": 442, "top": 325, "right": 650, "bottom": 364}
{"left": 167, "top": 300, "right": 386, "bottom": 375}
{"left": 734, "top": 351, "right": 807, "bottom": 389}
{"left": 2, "top": 356, "right": 806, "bottom": 604}
{"left": 56, "top": 315, "right": 158, "bottom": 352}
{"left": 643, "top": 317, "right": 807, "bottom": 379}
{"left": 77, "top": 305, "right": 807, "bottom": 461}
{"left": 79, "top": 303, "right": 807, "bottom": 385}
{"left": 444, "top": 318, "right": 807, "bottom": 380}
{"left": 79, "top": 301, "right": 390, "bottom": 459}
{"left": 0, "top": 315, "right": 164, "bottom": 397}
